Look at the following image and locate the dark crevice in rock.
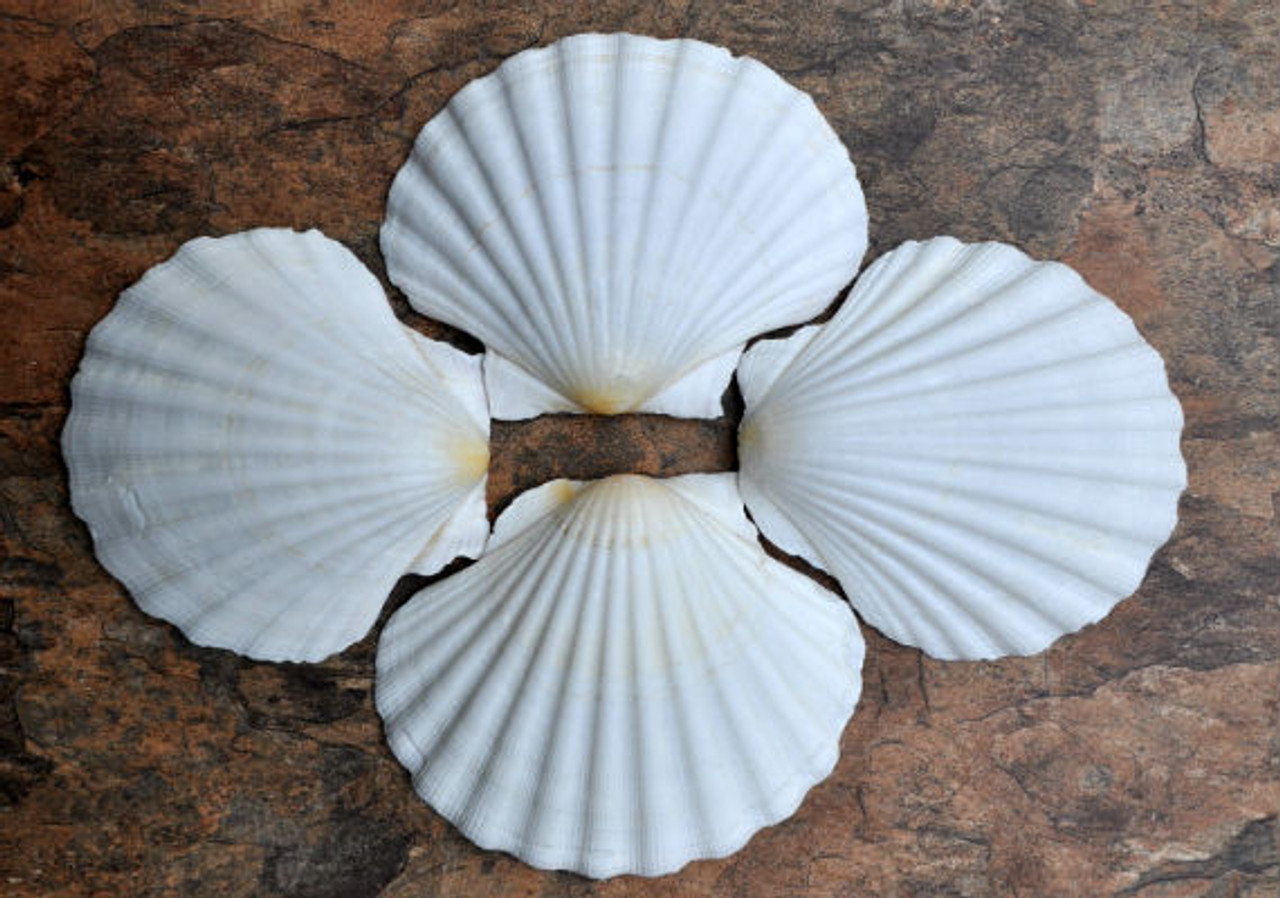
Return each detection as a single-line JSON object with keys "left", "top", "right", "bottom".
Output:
{"left": 1113, "top": 816, "right": 1280, "bottom": 896}
{"left": 0, "top": 598, "right": 54, "bottom": 806}
{"left": 260, "top": 810, "right": 411, "bottom": 898}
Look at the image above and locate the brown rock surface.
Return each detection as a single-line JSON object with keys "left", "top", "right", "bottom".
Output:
{"left": 2, "top": 1, "right": 1276, "bottom": 896}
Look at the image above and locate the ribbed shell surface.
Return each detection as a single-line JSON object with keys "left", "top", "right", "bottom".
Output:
{"left": 738, "top": 237, "right": 1186, "bottom": 660}
{"left": 376, "top": 473, "right": 864, "bottom": 877}
{"left": 63, "top": 229, "right": 491, "bottom": 662}
{"left": 381, "top": 32, "right": 868, "bottom": 418}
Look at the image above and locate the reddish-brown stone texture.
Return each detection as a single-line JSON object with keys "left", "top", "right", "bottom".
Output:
{"left": 2, "top": 1, "right": 1277, "bottom": 895}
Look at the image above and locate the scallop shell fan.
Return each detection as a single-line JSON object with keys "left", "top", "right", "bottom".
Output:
{"left": 376, "top": 473, "right": 864, "bottom": 877}
{"left": 382, "top": 32, "right": 868, "bottom": 419}
{"left": 63, "top": 229, "right": 491, "bottom": 663}
{"left": 737, "top": 237, "right": 1186, "bottom": 660}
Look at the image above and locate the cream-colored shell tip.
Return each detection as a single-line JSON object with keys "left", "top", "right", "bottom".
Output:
{"left": 62, "top": 228, "right": 491, "bottom": 663}
{"left": 738, "top": 236, "right": 1186, "bottom": 661}
{"left": 381, "top": 32, "right": 868, "bottom": 419}
{"left": 376, "top": 473, "right": 864, "bottom": 878}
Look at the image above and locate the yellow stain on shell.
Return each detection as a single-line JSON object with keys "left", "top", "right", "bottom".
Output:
{"left": 570, "top": 386, "right": 639, "bottom": 415}
{"left": 551, "top": 480, "right": 580, "bottom": 505}
{"left": 447, "top": 435, "right": 490, "bottom": 484}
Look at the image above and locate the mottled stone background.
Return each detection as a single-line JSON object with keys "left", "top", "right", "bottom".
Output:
{"left": 2, "top": 1, "right": 1277, "bottom": 896}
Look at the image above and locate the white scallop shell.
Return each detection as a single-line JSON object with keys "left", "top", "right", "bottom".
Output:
{"left": 738, "top": 237, "right": 1186, "bottom": 660}
{"left": 376, "top": 473, "right": 863, "bottom": 877}
{"left": 63, "top": 229, "right": 490, "bottom": 663}
{"left": 381, "top": 32, "right": 868, "bottom": 418}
